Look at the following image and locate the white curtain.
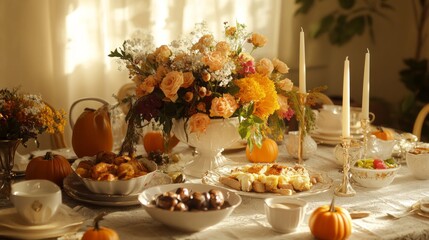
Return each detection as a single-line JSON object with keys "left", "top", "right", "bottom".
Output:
{"left": 1, "top": 0, "right": 298, "bottom": 151}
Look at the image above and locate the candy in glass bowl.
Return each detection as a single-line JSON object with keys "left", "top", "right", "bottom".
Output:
{"left": 350, "top": 158, "right": 400, "bottom": 188}
{"left": 71, "top": 151, "right": 158, "bottom": 195}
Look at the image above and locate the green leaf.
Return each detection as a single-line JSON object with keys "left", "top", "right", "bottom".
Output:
{"left": 295, "top": 0, "right": 315, "bottom": 15}
{"left": 347, "top": 16, "right": 365, "bottom": 35}
{"left": 312, "top": 14, "right": 335, "bottom": 38}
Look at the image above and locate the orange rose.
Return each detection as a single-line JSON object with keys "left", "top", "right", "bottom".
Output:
{"left": 181, "top": 72, "right": 195, "bottom": 88}
{"left": 216, "top": 41, "right": 230, "bottom": 56}
{"left": 256, "top": 58, "right": 274, "bottom": 76}
{"left": 160, "top": 71, "right": 184, "bottom": 102}
{"left": 225, "top": 26, "right": 237, "bottom": 37}
{"left": 250, "top": 33, "right": 267, "bottom": 47}
{"left": 209, "top": 94, "right": 238, "bottom": 118}
{"left": 191, "top": 34, "right": 214, "bottom": 53}
{"left": 277, "top": 78, "right": 293, "bottom": 92}
{"left": 155, "top": 65, "right": 171, "bottom": 83}
{"left": 154, "top": 45, "right": 172, "bottom": 63}
{"left": 189, "top": 113, "right": 210, "bottom": 134}
{"left": 272, "top": 58, "right": 289, "bottom": 74}
{"left": 202, "top": 51, "right": 225, "bottom": 72}
{"left": 136, "top": 75, "right": 157, "bottom": 97}
{"left": 277, "top": 94, "right": 290, "bottom": 117}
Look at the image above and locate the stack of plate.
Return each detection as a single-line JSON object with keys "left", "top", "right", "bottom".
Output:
{"left": 0, "top": 205, "right": 84, "bottom": 239}
{"left": 311, "top": 128, "right": 363, "bottom": 145}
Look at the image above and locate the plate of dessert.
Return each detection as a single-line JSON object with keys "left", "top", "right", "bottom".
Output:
{"left": 202, "top": 163, "right": 333, "bottom": 198}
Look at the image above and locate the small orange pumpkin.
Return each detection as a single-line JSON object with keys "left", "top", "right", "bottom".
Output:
{"left": 371, "top": 127, "right": 395, "bottom": 141}
{"left": 25, "top": 152, "right": 73, "bottom": 187}
{"left": 245, "top": 138, "right": 278, "bottom": 163}
{"left": 309, "top": 197, "right": 352, "bottom": 240}
{"left": 142, "top": 131, "right": 179, "bottom": 153}
{"left": 82, "top": 212, "right": 119, "bottom": 240}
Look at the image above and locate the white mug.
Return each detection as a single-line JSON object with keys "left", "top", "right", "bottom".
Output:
{"left": 11, "top": 180, "right": 62, "bottom": 225}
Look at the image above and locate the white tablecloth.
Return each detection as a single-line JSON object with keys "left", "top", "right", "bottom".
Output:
{"left": 60, "top": 142, "right": 429, "bottom": 240}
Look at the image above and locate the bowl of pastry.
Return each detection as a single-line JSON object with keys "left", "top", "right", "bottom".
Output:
{"left": 139, "top": 183, "right": 242, "bottom": 232}
{"left": 350, "top": 158, "right": 400, "bottom": 188}
{"left": 72, "top": 151, "right": 158, "bottom": 195}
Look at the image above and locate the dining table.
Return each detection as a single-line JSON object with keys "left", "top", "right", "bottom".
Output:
{"left": 3, "top": 136, "right": 429, "bottom": 240}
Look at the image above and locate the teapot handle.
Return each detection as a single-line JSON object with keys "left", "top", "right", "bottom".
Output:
{"left": 69, "top": 97, "right": 109, "bottom": 128}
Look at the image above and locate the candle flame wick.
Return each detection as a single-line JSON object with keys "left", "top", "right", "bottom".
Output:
{"left": 367, "top": 48, "right": 370, "bottom": 53}
{"left": 346, "top": 56, "right": 349, "bottom": 60}
{"left": 301, "top": 27, "right": 303, "bottom": 32}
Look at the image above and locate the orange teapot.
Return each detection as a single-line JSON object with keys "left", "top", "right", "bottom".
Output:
{"left": 70, "top": 98, "right": 113, "bottom": 158}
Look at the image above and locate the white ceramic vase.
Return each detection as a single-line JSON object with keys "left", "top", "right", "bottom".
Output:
{"left": 285, "top": 131, "right": 317, "bottom": 160}
{"left": 172, "top": 118, "right": 241, "bottom": 177}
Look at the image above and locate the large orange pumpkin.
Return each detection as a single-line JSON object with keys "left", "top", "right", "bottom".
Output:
{"left": 142, "top": 131, "right": 179, "bottom": 153}
{"left": 72, "top": 106, "right": 113, "bottom": 158}
{"left": 82, "top": 212, "right": 119, "bottom": 240}
{"left": 245, "top": 138, "right": 278, "bottom": 163}
{"left": 25, "top": 152, "right": 73, "bottom": 187}
{"left": 309, "top": 197, "right": 352, "bottom": 240}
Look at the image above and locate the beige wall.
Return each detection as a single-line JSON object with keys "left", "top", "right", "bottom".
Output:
{"left": 280, "top": 0, "right": 427, "bottom": 126}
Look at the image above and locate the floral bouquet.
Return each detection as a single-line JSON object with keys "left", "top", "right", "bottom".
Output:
{"left": 110, "top": 22, "right": 317, "bottom": 155}
{"left": 0, "top": 88, "right": 66, "bottom": 145}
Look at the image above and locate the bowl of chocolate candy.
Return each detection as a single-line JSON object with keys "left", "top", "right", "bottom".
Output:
{"left": 138, "top": 183, "right": 242, "bottom": 232}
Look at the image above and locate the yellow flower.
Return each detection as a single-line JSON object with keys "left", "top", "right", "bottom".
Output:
{"left": 160, "top": 71, "right": 184, "bottom": 102}
{"left": 235, "top": 73, "right": 279, "bottom": 119}
{"left": 235, "top": 76, "right": 265, "bottom": 103}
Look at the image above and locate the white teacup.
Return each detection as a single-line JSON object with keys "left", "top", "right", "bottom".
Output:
{"left": 11, "top": 180, "right": 62, "bottom": 225}
{"left": 264, "top": 197, "right": 307, "bottom": 233}
{"left": 314, "top": 105, "right": 342, "bottom": 133}
{"left": 406, "top": 146, "right": 429, "bottom": 180}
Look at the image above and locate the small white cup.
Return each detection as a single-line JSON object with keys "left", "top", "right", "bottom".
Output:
{"left": 11, "top": 180, "right": 62, "bottom": 225}
{"left": 264, "top": 197, "right": 307, "bottom": 233}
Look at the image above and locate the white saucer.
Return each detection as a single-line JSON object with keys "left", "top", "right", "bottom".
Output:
{"left": 0, "top": 204, "right": 84, "bottom": 239}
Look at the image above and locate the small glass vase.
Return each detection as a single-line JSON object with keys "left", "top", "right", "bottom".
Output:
{"left": 172, "top": 118, "right": 241, "bottom": 178}
{"left": 286, "top": 131, "right": 317, "bottom": 160}
{"left": 0, "top": 139, "right": 21, "bottom": 203}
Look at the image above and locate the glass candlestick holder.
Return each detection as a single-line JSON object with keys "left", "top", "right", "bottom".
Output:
{"left": 297, "top": 92, "right": 308, "bottom": 165}
{"left": 334, "top": 137, "right": 356, "bottom": 197}
{"left": 360, "top": 118, "right": 370, "bottom": 158}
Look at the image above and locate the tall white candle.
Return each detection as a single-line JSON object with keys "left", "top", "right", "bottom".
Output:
{"left": 299, "top": 28, "right": 306, "bottom": 93}
{"left": 362, "top": 49, "right": 370, "bottom": 120}
{"left": 342, "top": 57, "right": 351, "bottom": 138}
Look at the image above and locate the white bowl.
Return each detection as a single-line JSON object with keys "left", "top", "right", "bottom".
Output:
{"left": 139, "top": 183, "right": 242, "bottom": 232}
{"left": 72, "top": 157, "right": 158, "bottom": 195}
{"left": 264, "top": 197, "right": 307, "bottom": 233}
{"left": 11, "top": 180, "right": 62, "bottom": 224}
{"left": 351, "top": 164, "right": 400, "bottom": 188}
{"left": 406, "top": 147, "right": 429, "bottom": 180}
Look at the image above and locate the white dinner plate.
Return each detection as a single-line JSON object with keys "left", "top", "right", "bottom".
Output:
{"left": 202, "top": 164, "right": 333, "bottom": 199}
{"left": 224, "top": 140, "right": 247, "bottom": 151}
{"left": 0, "top": 204, "right": 84, "bottom": 240}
